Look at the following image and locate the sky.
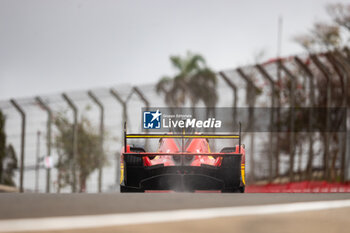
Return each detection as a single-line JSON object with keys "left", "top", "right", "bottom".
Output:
{"left": 0, "top": 0, "right": 348, "bottom": 100}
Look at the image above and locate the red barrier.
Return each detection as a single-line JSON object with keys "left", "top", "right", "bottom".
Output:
{"left": 246, "top": 181, "right": 350, "bottom": 193}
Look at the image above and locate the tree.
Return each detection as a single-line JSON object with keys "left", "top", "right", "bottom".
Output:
{"left": 293, "top": 3, "right": 350, "bottom": 182}
{"left": 156, "top": 52, "right": 217, "bottom": 112}
{"left": 54, "top": 111, "right": 106, "bottom": 192}
{"left": 0, "top": 110, "right": 5, "bottom": 183}
{"left": 327, "top": 3, "right": 350, "bottom": 32}
{"left": 0, "top": 110, "right": 18, "bottom": 187}
{"left": 294, "top": 3, "right": 350, "bottom": 52}
{"left": 3, "top": 144, "right": 18, "bottom": 186}
{"left": 294, "top": 23, "right": 342, "bottom": 52}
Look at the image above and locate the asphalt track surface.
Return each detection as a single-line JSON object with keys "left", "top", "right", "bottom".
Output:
{"left": 1, "top": 193, "right": 350, "bottom": 220}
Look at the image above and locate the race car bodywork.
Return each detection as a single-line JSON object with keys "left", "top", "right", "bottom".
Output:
{"left": 120, "top": 124, "right": 245, "bottom": 193}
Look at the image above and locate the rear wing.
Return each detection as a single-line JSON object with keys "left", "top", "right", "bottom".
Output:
{"left": 123, "top": 122, "right": 242, "bottom": 153}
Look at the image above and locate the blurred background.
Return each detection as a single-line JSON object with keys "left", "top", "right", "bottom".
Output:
{"left": 0, "top": 0, "right": 349, "bottom": 193}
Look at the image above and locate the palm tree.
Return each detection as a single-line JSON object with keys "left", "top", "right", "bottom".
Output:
{"left": 156, "top": 52, "right": 217, "bottom": 113}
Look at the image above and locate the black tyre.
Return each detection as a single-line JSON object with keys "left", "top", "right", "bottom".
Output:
{"left": 220, "top": 147, "right": 236, "bottom": 153}
{"left": 220, "top": 147, "right": 238, "bottom": 168}
{"left": 124, "top": 146, "right": 145, "bottom": 166}
{"left": 124, "top": 154, "right": 143, "bottom": 166}
{"left": 122, "top": 146, "right": 145, "bottom": 191}
{"left": 120, "top": 185, "right": 144, "bottom": 193}
{"left": 239, "top": 186, "right": 245, "bottom": 193}
{"left": 220, "top": 147, "right": 244, "bottom": 193}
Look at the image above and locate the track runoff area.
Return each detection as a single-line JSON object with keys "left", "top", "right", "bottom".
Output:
{"left": 0, "top": 193, "right": 350, "bottom": 233}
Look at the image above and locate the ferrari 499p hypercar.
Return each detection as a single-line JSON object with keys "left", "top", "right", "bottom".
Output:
{"left": 120, "top": 124, "right": 245, "bottom": 193}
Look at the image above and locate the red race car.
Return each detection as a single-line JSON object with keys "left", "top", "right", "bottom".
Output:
{"left": 120, "top": 124, "right": 245, "bottom": 193}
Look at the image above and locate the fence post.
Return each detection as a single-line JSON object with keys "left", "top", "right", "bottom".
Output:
{"left": 10, "top": 99, "right": 25, "bottom": 193}
{"left": 129, "top": 87, "right": 150, "bottom": 149}
{"left": 255, "top": 64, "right": 276, "bottom": 182}
{"left": 275, "top": 60, "right": 283, "bottom": 183}
{"left": 131, "top": 87, "right": 150, "bottom": 110}
{"left": 329, "top": 51, "right": 350, "bottom": 182}
{"left": 325, "top": 52, "right": 348, "bottom": 182}
{"left": 344, "top": 47, "right": 350, "bottom": 60}
{"left": 335, "top": 51, "right": 350, "bottom": 182}
{"left": 35, "top": 96, "right": 52, "bottom": 193}
{"left": 62, "top": 93, "right": 78, "bottom": 193}
{"left": 310, "top": 55, "right": 332, "bottom": 181}
{"left": 219, "top": 71, "right": 238, "bottom": 128}
{"left": 236, "top": 68, "right": 259, "bottom": 183}
{"left": 279, "top": 62, "right": 296, "bottom": 182}
{"left": 110, "top": 89, "right": 127, "bottom": 186}
{"left": 87, "top": 91, "right": 104, "bottom": 193}
{"left": 35, "top": 131, "right": 41, "bottom": 192}
{"left": 294, "top": 56, "right": 315, "bottom": 180}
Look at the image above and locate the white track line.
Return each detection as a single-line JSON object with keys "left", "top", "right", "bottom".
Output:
{"left": 1, "top": 199, "right": 350, "bottom": 232}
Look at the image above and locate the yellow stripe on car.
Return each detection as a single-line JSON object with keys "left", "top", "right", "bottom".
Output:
{"left": 241, "top": 164, "right": 245, "bottom": 185}
{"left": 120, "top": 163, "right": 124, "bottom": 184}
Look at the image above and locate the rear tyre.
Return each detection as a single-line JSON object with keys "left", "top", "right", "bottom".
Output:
{"left": 239, "top": 186, "right": 245, "bottom": 193}
{"left": 124, "top": 146, "right": 144, "bottom": 166}
{"left": 221, "top": 188, "right": 241, "bottom": 193}
{"left": 122, "top": 146, "right": 145, "bottom": 192}
{"left": 220, "top": 147, "right": 244, "bottom": 193}
{"left": 120, "top": 185, "right": 144, "bottom": 193}
{"left": 124, "top": 154, "right": 143, "bottom": 166}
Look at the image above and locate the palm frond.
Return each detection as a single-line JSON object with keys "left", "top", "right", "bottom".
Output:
{"left": 157, "top": 52, "right": 218, "bottom": 108}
